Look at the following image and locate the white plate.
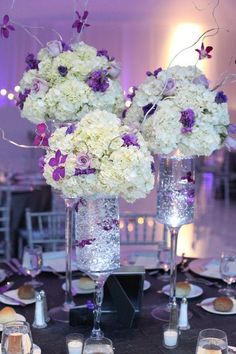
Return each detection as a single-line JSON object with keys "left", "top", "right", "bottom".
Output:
{"left": 62, "top": 279, "right": 95, "bottom": 295}
{"left": 0, "top": 270, "right": 7, "bottom": 284}
{"left": 0, "top": 314, "right": 25, "bottom": 331}
{"left": 0, "top": 289, "right": 36, "bottom": 306}
{"left": 121, "top": 251, "right": 181, "bottom": 270}
{"left": 43, "top": 251, "right": 77, "bottom": 273}
{"left": 162, "top": 283, "right": 203, "bottom": 299}
{"left": 189, "top": 258, "right": 221, "bottom": 279}
{"left": 143, "top": 280, "right": 151, "bottom": 291}
{"left": 0, "top": 343, "right": 40, "bottom": 353}
{"left": 199, "top": 297, "right": 236, "bottom": 315}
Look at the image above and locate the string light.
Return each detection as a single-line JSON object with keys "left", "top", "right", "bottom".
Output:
{"left": 0, "top": 89, "right": 7, "bottom": 96}
{"left": 14, "top": 85, "right": 20, "bottom": 92}
{"left": 125, "top": 100, "right": 132, "bottom": 108}
{"left": 128, "top": 86, "right": 134, "bottom": 94}
{"left": 0, "top": 88, "right": 18, "bottom": 100}
{"left": 7, "top": 93, "right": 14, "bottom": 100}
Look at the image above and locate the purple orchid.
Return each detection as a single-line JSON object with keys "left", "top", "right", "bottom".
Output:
{"left": 15, "top": 89, "right": 30, "bottom": 110}
{"left": 163, "top": 78, "right": 176, "bottom": 96}
{"left": 76, "top": 152, "right": 91, "bottom": 170}
{"left": 146, "top": 68, "right": 162, "bottom": 78}
{"left": 38, "top": 155, "right": 45, "bottom": 173}
{"left": 193, "top": 74, "right": 209, "bottom": 88}
{"left": 61, "top": 41, "right": 72, "bottom": 52}
{"left": 49, "top": 150, "right": 67, "bottom": 181}
{"left": 25, "top": 53, "right": 40, "bottom": 71}
{"left": 33, "top": 123, "right": 50, "bottom": 147}
{"left": 97, "top": 218, "right": 119, "bottom": 231}
{"left": 58, "top": 66, "right": 68, "bottom": 77}
{"left": 65, "top": 124, "right": 76, "bottom": 135}
{"left": 215, "top": 91, "right": 227, "bottom": 104}
{"left": 122, "top": 133, "right": 140, "bottom": 148}
{"left": 86, "top": 70, "right": 109, "bottom": 92}
{"left": 75, "top": 238, "right": 96, "bottom": 248}
{"left": 228, "top": 124, "right": 236, "bottom": 134}
{"left": 0, "top": 15, "right": 15, "bottom": 39}
{"left": 142, "top": 103, "right": 157, "bottom": 117}
{"left": 195, "top": 43, "right": 213, "bottom": 60}
{"left": 74, "top": 167, "right": 96, "bottom": 175}
{"left": 181, "top": 171, "right": 195, "bottom": 184}
{"left": 122, "top": 109, "right": 127, "bottom": 119}
{"left": 72, "top": 10, "right": 90, "bottom": 34}
{"left": 97, "top": 49, "right": 114, "bottom": 61}
{"left": 180, "top": 109, "right": 195, "bottom": 134}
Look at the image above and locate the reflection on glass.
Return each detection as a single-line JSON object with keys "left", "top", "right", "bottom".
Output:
{"left": 22, "top": 245, "right": 43, "bottom": 289}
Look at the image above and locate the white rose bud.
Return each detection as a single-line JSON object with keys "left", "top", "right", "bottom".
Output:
{"left": 107, "top": 61, "right": 121, "bottom": 79}
{"left": 47, "top": 40, "right": 63, "bottom": 57}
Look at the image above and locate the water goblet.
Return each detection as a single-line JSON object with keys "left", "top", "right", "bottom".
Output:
{"left": 195, "top": 328, "right": 228, "bottom": 354}
{"left": 22, "top": 245, "right": 43, "bottom": 288}
{"left": 83, "top": 337, "right": 114, "bottom": 354}
{"left": 1, "top": 320, "right": 33, "bottom": 354}
{"left": 219, "top": 252, "right": 236, "bottom": 296}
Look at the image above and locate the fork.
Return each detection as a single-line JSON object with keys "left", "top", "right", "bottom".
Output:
{"left": 185, "top": 272, "right": 222, "bottom": 288}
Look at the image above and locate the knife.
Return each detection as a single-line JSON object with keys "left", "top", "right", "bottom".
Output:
{"left": 0, "top": 292, "right": 26, "bottom": 307}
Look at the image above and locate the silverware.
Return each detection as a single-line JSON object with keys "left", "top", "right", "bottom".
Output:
{"left": 3, "top": 260, "right": 20, "bottom": 275}
{"left": 196, "top": 301, "right": 213, "bottom": 307}
{"left": 148, "top": 269, "right": 160, "bottom": 276}
{"left": 0, "top": 292, "right": 26, "bottom": 307}
{"left": 11, "top": 258, "right": 27, "bottom": 276}
{"left": 185, "top": 272, "right": 222, "bottom": 288}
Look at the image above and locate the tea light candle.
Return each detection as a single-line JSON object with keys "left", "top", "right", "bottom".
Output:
{"left": 164, "top": 328, "right": 178, "bottom": 347}
{"left": 67, "top": 340, "right": 83, "bottom": 354}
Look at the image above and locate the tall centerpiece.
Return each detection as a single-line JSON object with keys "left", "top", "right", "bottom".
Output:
{"left": 124, "top": 62, "right": 231, "bottom": 320}
{"left": 41, "top": 109, "right": 155, "bottom": 337}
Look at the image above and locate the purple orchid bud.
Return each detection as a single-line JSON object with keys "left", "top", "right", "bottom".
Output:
{"left": 65, "top": 124, "right": 76, "bottom": 135}
{"left": 97, "top": 49, "right": 114, "bottom": 61}
{"left": 74, "top": 168, "right": 96, "bottom": 175}
{"left": 86, "top": 70, "right": 109, "bottom": 92}
{"left": 180, "top": 109, "right": 195, "bottom": 134}
{"left": 47, "top": 40, "right": 63, "bottom": 57}
{"left": 86, "top": 300, "right": 95, "bottom": 310}
{"left": 228, "top": 124, "right": 236, "bottom": 134}
{"left": 195, "top": 42, "right": 213, "bottom": 60}
{"left": 163, "top": 78, "right": 176, "bottom": 96}
{"left": 107, "top": 61, "right": 121, "bottom": 79}
{"left": 215, "top": 91, "right": 228, "bottom": 104}
{"left": 15, "top": 89, "right": 30, "bottom": 110}
{"left": 77, "top": 152, "right": 91, "bottom": 170}
{"left": 25, "top": 53, "right": 40, "bottom": 71}
{"left": 31, "top": 78, "right": 49, "bottom": 95}
{"left": 193, "top": 74, "right": 209, "bottom": 88}
{"left": 142, "top": 103, "right": 157, "bottom": 117}
{"left": 122, "top": 133, "right": 140, "bottom": 148}
{"left": 58, "top": 66, "right": 68, "bottom": 77}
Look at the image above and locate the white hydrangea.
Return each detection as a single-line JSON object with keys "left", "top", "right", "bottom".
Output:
{"left": 18, "top": 41, "right": 124, "bottom": 124}
{"left": 124, "top": 65, "right": 230, "bottom": 156}
{"left": 42, "top": 110, "right": 154, "bottom": 202}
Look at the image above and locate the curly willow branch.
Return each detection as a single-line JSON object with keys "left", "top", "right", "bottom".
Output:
{"left": 0, "top": 129, "right": 46, "bottom": 150}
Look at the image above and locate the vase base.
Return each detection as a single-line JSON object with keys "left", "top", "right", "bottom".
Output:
{"left": 151, "top": 305, "right": 193, "bottom": 322}
{"left": 48, "top": 303, "right": 75, "bottom": 323}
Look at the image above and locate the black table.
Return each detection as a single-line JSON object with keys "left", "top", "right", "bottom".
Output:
{"left": 1, "top": 267, "right": 236, "bottom": 354}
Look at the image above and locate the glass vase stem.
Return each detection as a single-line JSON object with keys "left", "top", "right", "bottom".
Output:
{"left": 91, "top": 279, "right": 105, "bottom": 339}
{"left": 169, "top": 226, "right": 179, "bottom": 305}
{"left": 64, "top": 199, "right": 75, "bottom": 309}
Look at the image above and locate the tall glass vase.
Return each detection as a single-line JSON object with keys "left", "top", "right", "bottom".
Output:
{"left": 48, "top": 197, "right": 76, "bottom": 323}
{"left": 74, "top": 195, "right": 120, "bottom": 340}
{"left": 152, "top": 153, "right": 195, "bottom": 321}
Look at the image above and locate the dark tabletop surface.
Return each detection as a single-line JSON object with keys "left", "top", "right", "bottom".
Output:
{"left": 0, "top": 264, "right": 236, "bottom": 354}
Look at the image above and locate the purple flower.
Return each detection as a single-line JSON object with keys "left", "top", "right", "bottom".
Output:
{"left": 86, "top": 70, "right": 109, "bottom": 92}
{"left": 75, "top": 238, "right": 96, "bottom": 248}
{"left": 181, "top": 171, "right": 195, "bottom": 183}
{"left": 15, "top": 89, "right": 30, "bottom": 110}
{"left": 74, "top": 168, "right": 96, "bottom": 175}
{"left": 97, "top": 218, "right": 119, "bottom": 231}
{"left": 61, "top": 41, "right": 72, "bottom": 52}
{"left": 31, "top": 78, "right": 48, "bottom": 95}
{"left": 146, "top": 68, "right": 162, "bottom": 77}
{"left": 25, "top": 53, "right": 40, "bottom": 71}
{"left": 47, "top": 40, "right": 63, "bottom": 57}
{"left": 193, "top": 74, "right": 209, "bottom": 88}
{"left": 142, "top": 103, "right": 157, "bottom": 117}
{"left": 122, "top": 133, "right": 140, "bottom": 148}
{"left": 0, "top": 15, "right": 15, "bottom": 39}
{"left": 65, "top": 124, "right": 76, "bottom": 135}
{"left": 97, "top": 49, "right": 114, "bottom": 61}
{"left": 72, "top": 10, "right": 90, "bottom": 33}
{"left": 215, "top": 91, "right": 227, "bottom": 104}
{"left": 122, "top": 109, "right": 127, "bottom": 119}
{"left": 127, "top": 86, "right": 138, "bottom": 101}
{"left": 195, "top": 43, "right": 213, "bottom": 60}
{"left": 38, "top": 155, "right": 45, "bottom": 173}
{"left": 187, "top": 189, "right": 195, "bottom": 205}
{"left": 58, "top": 66, "right": 68, "bottom": 77}
{"left": 49, "top": 150, "right": 67, "bottom": 181}
{"left": 163, "top": 78, "right": 176, "bottom": 96}
{"left": 87, "top": 300, "right": 95, "bottom": 310}
{"left": 52, "top": 166, "right": 65, "bottom": 181}
{"left": 180, "top": 109, "right": 195, "bottom": 134}
{"left": 77, "top": 152, "right": 91, "bottom": 170}
{"left": 33, "top": 123, "right": 50, "bottom": 147}
{"left": 228, "top": 124, "right": 236, "bottom": 134}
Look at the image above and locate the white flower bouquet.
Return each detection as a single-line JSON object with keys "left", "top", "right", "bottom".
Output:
{"left": 124, "top": 65, "right": 230, "bottom": 156}
{"left": 41, "top": 110, "right": 154, "bottom": 202}
{"left": 17, "top": 41, "right": 124, "bottom": 124}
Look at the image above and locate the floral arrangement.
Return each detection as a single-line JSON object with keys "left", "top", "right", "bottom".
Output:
{"left": 124, "top": 65, "right": 230, "bottom": 156}
{"left": 17, "top": 41, "right": 124, "bottom": 124}
{"left": 41, "top": 110, "right": 154, "bottom": 202}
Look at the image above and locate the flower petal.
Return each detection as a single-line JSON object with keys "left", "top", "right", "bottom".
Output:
{"left": 3, "top": 15, "right": 9, "bottom": 25}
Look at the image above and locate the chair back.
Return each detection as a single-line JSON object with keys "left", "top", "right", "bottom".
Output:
{"left": 0, "top": 185, "right": 11, "bottom": 259}
{"left": 120, "top": 213, "right": 158, "bottom": 245}
{"left": 25, "top": 209, "right": 65, "bottom": 251}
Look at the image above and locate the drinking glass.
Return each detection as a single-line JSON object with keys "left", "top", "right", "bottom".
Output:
{"left": 195, "top": 328, "right": 228, "bottom": 354}
{"left": 83, "top": 337, "right": 114, "bottom": 354}
{"left": 219, "top": 252, "right": 236, "bottom": 296}
{"left": 66, "top": 333, "right": 84, "bottom": 354}
{"left": 1, "top": 321, "right": 33, "bottom": 354}
{"left": 158, "top": 246, "right": 171, "bottom": 282}
{"left": 22, "top": 245, "right": 43, "bottom": 288}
